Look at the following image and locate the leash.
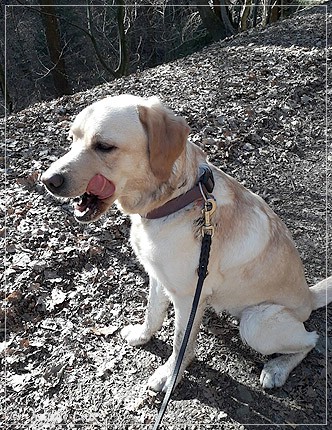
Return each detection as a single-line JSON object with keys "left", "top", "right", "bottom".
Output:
{"left": 151, "top": 168, "right": 216, "bottom": 430}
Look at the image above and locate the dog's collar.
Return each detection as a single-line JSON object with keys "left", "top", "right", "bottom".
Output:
{"left": 144, "top": 166, "right": 215, "bottom": 220}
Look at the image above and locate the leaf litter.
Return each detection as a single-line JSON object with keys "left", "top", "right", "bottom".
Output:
{"left": 2, "top": 3, "right": 332, "bottom": 429}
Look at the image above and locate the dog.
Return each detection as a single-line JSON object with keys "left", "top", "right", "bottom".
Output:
{"left": 41, "top": 94, "right": 332, "bottom": 392}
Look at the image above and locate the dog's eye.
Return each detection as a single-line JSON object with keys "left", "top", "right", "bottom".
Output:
{"left": 95, "top": 142, "right": 116, "bottom": 152}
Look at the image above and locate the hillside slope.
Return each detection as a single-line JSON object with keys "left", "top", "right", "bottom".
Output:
{"left": 2, "top": 2, "right": 331, "bottom": 429}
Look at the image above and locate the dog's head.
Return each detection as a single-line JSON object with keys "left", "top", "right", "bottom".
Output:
{"left": 41, "top": 94, "right": 190, "bottom": 222}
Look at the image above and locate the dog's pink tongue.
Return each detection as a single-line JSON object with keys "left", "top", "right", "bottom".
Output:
{"left": 86, "top": 174, "right": 115, "bottom": 199}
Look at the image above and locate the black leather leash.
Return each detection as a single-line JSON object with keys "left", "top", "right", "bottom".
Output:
{"left": 151, "top": 167, "right": 216, "bottom": 430}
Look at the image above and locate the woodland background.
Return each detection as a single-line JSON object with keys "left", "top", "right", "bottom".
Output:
{"left": 1, "top": 1, "right": 331, "bottom": 429}
{"left": 1, "top": 0, "right": 317, "bottom": 116}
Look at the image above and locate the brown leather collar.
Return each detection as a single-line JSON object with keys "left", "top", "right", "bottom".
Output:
{"left": 144, "top": 184, "right": 207, "bottom": 219}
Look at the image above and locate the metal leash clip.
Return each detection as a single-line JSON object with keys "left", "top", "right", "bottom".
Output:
{"left": 202, "top": 198, "right": 216, "bottom": 237}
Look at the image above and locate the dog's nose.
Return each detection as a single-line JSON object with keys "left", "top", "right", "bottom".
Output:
{"left": 42, "top": 173, "right": 65, "bottom": 191}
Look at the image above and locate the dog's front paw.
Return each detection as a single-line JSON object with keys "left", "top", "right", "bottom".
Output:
{"left": 148, "top": 350, "right": 195, "bottom": 392}
{"left": 121, "top": 324, "right": 152, "bottom": 346}
{"left": 148, "top": 361, "right": 174, "bottom": 392}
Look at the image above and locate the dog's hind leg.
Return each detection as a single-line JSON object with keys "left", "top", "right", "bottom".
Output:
{"left": 239, "top": 304, "right": 319, "bottom": 389}
{"left": 121, "top": 276, "right": 170, "bottom": 346}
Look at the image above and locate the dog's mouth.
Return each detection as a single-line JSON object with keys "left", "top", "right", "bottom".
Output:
{"left": 73, "top": 174, "right": 115, "bottom": 222}
{"left": 74, "top": 193, "right": 104, "bottom": 222}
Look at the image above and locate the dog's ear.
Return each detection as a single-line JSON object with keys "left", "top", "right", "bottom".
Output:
{"left": 138, "top": 102, "right": 190, "bottom": 182}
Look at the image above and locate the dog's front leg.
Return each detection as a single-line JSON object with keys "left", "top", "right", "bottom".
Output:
{"left": 121, "top": 276, "right": 170, "bottom": 346}
{"left": 148, "top": 294, "right": 206, "bottom": 392}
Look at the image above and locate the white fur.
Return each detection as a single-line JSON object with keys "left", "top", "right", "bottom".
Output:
{"left": 41, "top": 94, "right": 332, "bottom": 393}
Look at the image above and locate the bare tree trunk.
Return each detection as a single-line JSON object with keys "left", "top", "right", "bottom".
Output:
{"left": 213, "top": 0, "right": 222, "bottom": 19}
{"left": 270, "top": 0, "right": 281, "bottom": 23}
{"left": 195, "top": 0, "right": 227, "bottom": 42}
{"left": 86, "top": 1, "right": 128, "bottom": 78}
{"left": 39, "top": 0, "right": 70, "bottom": 96}
{"left": 219, "top": 1, "right": 236, "bottom": 36}
{"left": 262, "top": 0, "right": 271, "bottom": 27}
{"left": 252, "top": 0, "right": 259, "bottom": 27}
{"left": 114, "top": 0, "right": 128, "bottom": 77}
{"left": 0, "top": 62, "right": 12, "bottom": 113}
{"left": 239, "top": 0, "right": 252, "bottom": 31}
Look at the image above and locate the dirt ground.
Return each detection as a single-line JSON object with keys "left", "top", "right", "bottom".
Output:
{"left": 2, "top": 2, "right": 332, "bottom": 429}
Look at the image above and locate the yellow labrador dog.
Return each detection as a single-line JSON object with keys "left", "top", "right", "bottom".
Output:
{"left": 42, "top": 94, "right": 332, "bottom": 392}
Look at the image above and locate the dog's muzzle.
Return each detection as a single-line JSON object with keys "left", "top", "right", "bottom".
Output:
{"left": 41, "top": 171, "right": 116, "bottom": 223}
{"left": 41, "top": 172, "right": 65, "bottom": 195}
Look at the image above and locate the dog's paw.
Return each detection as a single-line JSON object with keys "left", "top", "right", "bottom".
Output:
{"left": 121, "top": 324, "right": 152, "bottom": 346}
{"left": 260, "top": 358, "right": 289, "bottom": 389}
{"left": 148, "top": 362, "right": 174, "bottom": 393}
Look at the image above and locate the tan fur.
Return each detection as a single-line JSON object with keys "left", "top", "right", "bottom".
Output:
{"left": 138, "top": 103, "right": 190, "bottom": 182}
{"left": 41, "top": 94, "right": 332, "bottom": 392}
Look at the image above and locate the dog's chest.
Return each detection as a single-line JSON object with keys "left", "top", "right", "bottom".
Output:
{"left": 130, "top": 215, "right": 200, "bottom": 294}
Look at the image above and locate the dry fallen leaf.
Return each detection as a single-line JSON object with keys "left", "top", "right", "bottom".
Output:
{"left": 19, "top": 338, "right": 30, "bottom": 349}
{"left": 8, "top": 373, "right": 32, "bottom": 392}
{"left": 16, "top": 171, "right": 40, "bottom": 190}
{"left": 46, "top": 288, "right": 67, "bottom": 310}
{"left": 6, "top": 290, "right": 22, "bottom": 303}
{"left": 1, "top": 5, "right": 329, "bottom": 427}
{"left": 90, "top": 325, "right": 118, "bottom": 337}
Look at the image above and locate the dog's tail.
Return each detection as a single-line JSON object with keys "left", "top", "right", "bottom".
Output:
{"left": 310, "top": 276, "right": 332, "bottom": 310}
